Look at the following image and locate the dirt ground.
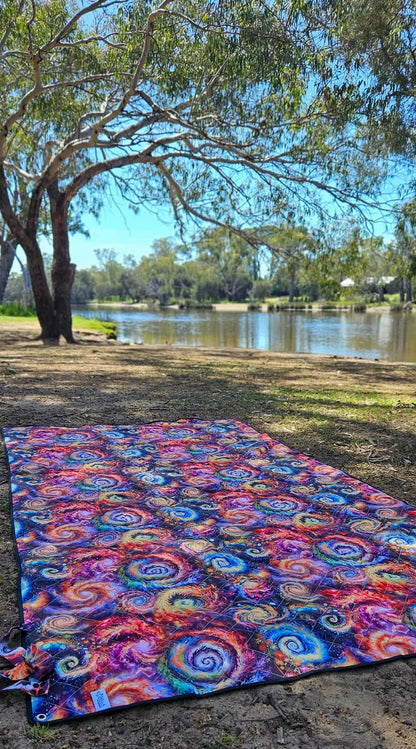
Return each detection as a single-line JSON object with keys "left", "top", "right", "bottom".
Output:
{"left": 0, "top": 323, "right": 416, "bottom": 749}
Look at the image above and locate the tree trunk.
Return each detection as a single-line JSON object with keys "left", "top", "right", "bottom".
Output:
{"left": 2, "top": 230, "right": 60, "bottom": 340}
{"left": 378, "top": 283, "right": 385, "bottom": 302}
{"left": 14, "top": 253, "right": 33, "bottom": 307}
{"left": 48, "top": 183, "right": 76, "bottom": 343}
{"left": 0, "top": 164, "right": 61, "bottom": 339}
{"left": 289, "top": 268, "right": 295, "bottom": 303}
{"left": 399, "top": 277, "right": 405, "bottom": 303}
{"left": 405, "top": 277, "right": 412, "bottom": 302}
{"left": 0, "top": 236, "right": 17, "bottom": 303}
{"left": 25, "top": 239, "right": 60, "bottom": 339}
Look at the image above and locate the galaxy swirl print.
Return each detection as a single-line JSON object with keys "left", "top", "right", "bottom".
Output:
{"left": 3, "top": 419, "right": 416, "bottom": 723}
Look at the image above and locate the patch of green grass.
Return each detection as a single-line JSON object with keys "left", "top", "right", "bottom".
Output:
{"left": 273, "top": 386, "right": 416, "bottom": 410}
{"left": 72, "top": 315, "right": 116, "bottom": 333}
{"left": 0, "top": 312, "right": 116, "bottom": 335}
{"left": 27, "top": 724, "right": 58, "bottom": 743}
{"left": 202, "top": 733, "right": 241, "bottom": 749}
{"left": 0, "top": 314, "right": 38, "bottom": 324}
{"left": 0, "top": 302, "right": 36, "bottom": 316}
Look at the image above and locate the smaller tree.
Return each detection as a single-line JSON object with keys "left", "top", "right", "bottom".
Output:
{"left": 137, "top": 239, "right": 178, "bottom": 305}
{"left": 92, "top": 249, "right": 126, "bottom": 301}
{"left": 71, "top": 269, "right": 95, "bottom": 305}
{"left": 392, "top": 202, "right": 416, "bottom": 302}
{"left": 309, "top": 226, "right": 393, "bottom": 302}
{"left": 195, "top": 274, "right": 221, "bottom": 303}
{"left": 357, "top": 237, "right": 391, "bottom": 302}
{"left": 251, "top": 279, "right": 272, "bottom": 302}
{"left": 120, "top": 268, "right": 150, "bottom": 303}
{"left": 263, "top": 224, "right": 317, "bottom": 302}
{"left": 193, "top": 227, "right": 255, "bottom": 301}
{"left": 0, "top": 228, "right": 18, "bottom": 304}
{"left": 173, "top": 264, "right": 194, "bottom": 301}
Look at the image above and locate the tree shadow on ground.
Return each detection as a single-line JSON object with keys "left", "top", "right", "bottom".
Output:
{"left": 1, "top": 343, "right": 415, "bottom": 504}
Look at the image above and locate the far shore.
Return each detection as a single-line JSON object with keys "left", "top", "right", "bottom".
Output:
{"left": 82, "top": 301, "right": 410, "bottom": 313}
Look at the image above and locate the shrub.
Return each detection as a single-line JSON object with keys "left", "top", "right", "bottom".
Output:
{"left": 0, "top": 302, "right": 36, "bottom": 317}
{"left": 252, "top": 280, "right": 272, "bottom": 302}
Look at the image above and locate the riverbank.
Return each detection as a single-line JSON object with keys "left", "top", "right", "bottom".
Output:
{"left": 72, "top": 304, "right": 416, "bottom": 362}
{"left": 0, "top": 315, "right": 116, "bottom": 343}
{"left": 4, "top": 310, "right": 416, "bottom": 361}
{"left": 85, "top": 300, "right": 413, "bottom": 313}
{"left": 0, "top": 330, "right": 415, "bottom": 749}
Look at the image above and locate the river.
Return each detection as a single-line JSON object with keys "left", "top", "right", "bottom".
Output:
{"left": 73, "top": 306, "right": 416, "bottom": 363}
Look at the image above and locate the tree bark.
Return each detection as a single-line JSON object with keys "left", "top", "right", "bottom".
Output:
{"left": 25, "top": 239, "right": 60, "bottom": 339}
{"left": 48, "top": 182, "right": 76, "bottom": 342}
{"left": 0, "top": 164, "right": 61, "bottom": 339}
{"left": 378, "top": 283, "right": 385, "bottom": 302}
{"left": 0, "top": 235, "right": 17, "bottom": 303}
{"left": 399, "top": 277, "right": 405, "bottom": 303}
{"left": 289, "top": 268, "right": 296, "bottom": 303}
{"left": 405, "top": 277, "right": 412, "bottom": 302}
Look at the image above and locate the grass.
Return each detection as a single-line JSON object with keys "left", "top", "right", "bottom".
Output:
{"left": 27, "top": 725, "right": 58, "bottom": 744}
{"left": 0, "top": 302, "right": 36, "bottom": 316}
{"left": 0, "top": 312, "right": 116, "bottom": 335}
{"left": 0, "top": 314, "right": 39, "bottom": 324}
{"left": 202, "top": 732, "right": 241, "bottom": 749}
{"left": 72, "top": 315, "right": 116, "bottom": 333}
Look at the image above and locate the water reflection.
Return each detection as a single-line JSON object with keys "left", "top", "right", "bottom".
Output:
{"left": 73, "top": 307, "right": 416, "bottom": 363}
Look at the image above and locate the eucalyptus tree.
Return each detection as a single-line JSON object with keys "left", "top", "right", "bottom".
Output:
{"left": 0, "top": 168, "right": 26, "bottom": 303}
{"left": 0, "top": 0, "right": 383, "bottom": 341}
{"left": 0, "top": 226, "right": 18, "bottom": 304}
{"left": 392, "top": 201, "right": 416, "bottom": 301}
{"left": 260, "top": 223, "right": 318, "bottom": 302}
{"left": 133, "top": 238, "right": 178, "bottom": 305}
{"left": 0, "top": 168, "right": 90, "bottom": 303}
{"left": 192, "top": 227, "right": 257, "bottom": 301}
{"left": 313, "top": 0, "right": 416, "bottom": 165}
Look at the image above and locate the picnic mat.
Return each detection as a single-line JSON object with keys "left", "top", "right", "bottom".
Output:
{"left": 2, "top": 419, "right": 416, "bottom": 724}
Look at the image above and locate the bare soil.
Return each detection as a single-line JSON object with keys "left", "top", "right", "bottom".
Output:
{"left": 0, "top": 324, "right": 416, "bottom": 749}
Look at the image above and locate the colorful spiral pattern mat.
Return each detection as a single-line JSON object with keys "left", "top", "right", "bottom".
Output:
{"left": 3, "top": 419, "right": 416, "bottom": 723}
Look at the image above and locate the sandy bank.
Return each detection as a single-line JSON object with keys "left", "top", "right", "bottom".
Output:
{"left": 83, "top": 301, "right": 408, "bottom": 313}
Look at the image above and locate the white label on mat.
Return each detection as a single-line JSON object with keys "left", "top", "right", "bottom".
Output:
{"left": 91, "top": 688, "right": 111, "bottom": 712}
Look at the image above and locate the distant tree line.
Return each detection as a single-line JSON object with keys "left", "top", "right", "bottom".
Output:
{"left": 5, "top": 218, "right": 415, "bottom": 307}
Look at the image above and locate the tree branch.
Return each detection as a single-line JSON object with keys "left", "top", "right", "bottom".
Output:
{"left": 0, "top": 165, "right": 30, "bottom": 248}
{"left": 0, "top": 0, "right": 25, "bottom": 56}
{"left": 39, "top": 1, "right": 125, "bottom": 55}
